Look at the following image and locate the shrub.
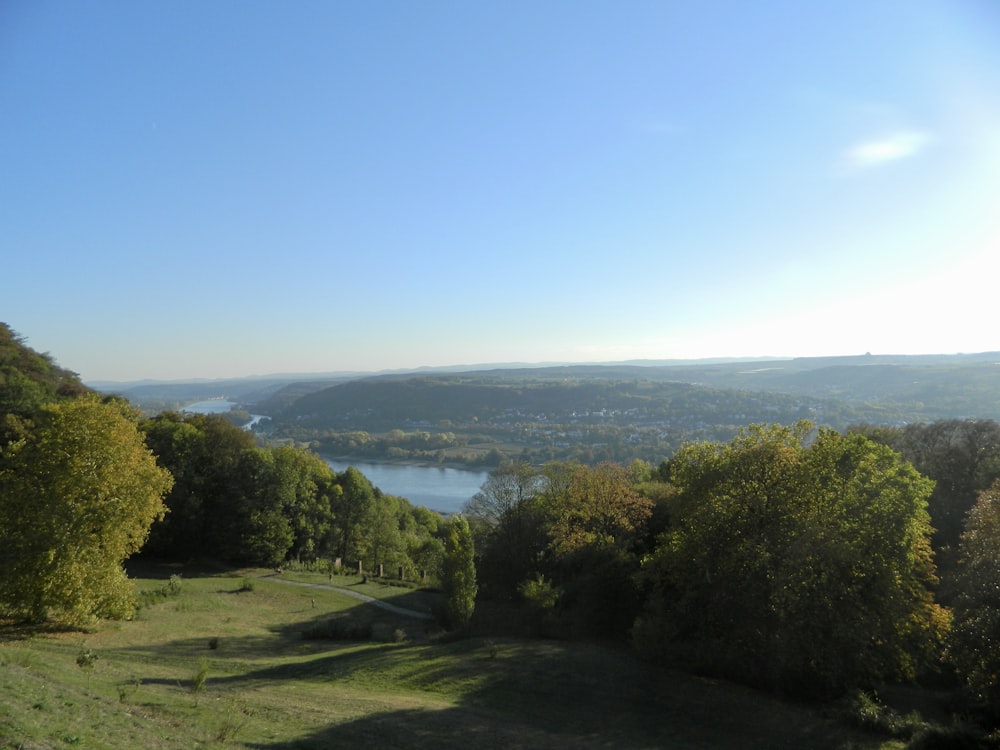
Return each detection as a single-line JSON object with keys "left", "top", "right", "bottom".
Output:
{"left": 75, "top": 646, "right": 98, "bottom": 673}
{"left": 137, "top": 574, "right": 184, "bottom": 609}
{"left": 519, "top": 575, "right": 560, "bottom": 636}
{"left": 116, "top": 677, "right": 141, "bottom": 704}
{"left": 190, "top": 658, "right": 209, "bottom": 705}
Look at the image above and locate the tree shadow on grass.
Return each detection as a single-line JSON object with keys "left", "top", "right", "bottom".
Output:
{"left": 126, "top": 556, "right": 232, "bottom": 580}
{"left": 0, "top": 619, "right": 81, "bottom": 642}
{"left": 243, "top": 705, "right": 616, "bottom": 750}
{"left": 116, "top": 600, "right": 429, "bottom": 665}
{"left": 210, "top": 638, "right": 879, "bottom": 750}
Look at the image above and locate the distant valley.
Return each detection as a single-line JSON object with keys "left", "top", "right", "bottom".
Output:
{"left": 100, "top": 352, "right": 1000, "bottom": 467}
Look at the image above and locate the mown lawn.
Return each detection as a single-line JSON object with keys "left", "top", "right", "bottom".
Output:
{"left": 0, "top": 564, "right": 903, "bottom": 749}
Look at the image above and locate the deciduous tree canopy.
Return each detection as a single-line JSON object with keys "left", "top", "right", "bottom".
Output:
{"left": 0, "top": 396, "right": 173, "bottom": 625}
{"left": 635, "top": 423, "right": 948, "bottom": 697}
{"left": 948, "top": 479, "right": 1000, "bottom": 720}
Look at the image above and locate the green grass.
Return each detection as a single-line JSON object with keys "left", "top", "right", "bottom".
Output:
{"left": 0, "top": 565, "right": 907, "bottom": 749}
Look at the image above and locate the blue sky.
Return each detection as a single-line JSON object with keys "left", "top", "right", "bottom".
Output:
{"left": 4, "top": 1, "right": 999, "bottom": 382}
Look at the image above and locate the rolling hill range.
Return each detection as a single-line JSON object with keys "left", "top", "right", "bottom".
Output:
{"left": 216, "top": 353, "right": 1000, "bottom": 466}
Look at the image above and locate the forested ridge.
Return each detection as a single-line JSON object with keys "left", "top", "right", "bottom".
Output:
{"left": 6, "top": 323, "right": 1000, "bottom": 745}
{"left": 257, "top": 356, "right": 1000, "bottom": 467}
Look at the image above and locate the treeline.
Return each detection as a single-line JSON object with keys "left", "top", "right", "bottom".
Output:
{"left": 465, "top": 420, "right": 1000, "bottom": 727}
{"left": 140, "top": 411, "right": 447, "bottom": 577}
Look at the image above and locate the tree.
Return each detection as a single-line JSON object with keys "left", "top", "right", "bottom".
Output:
{"left": 331, "top": 466, "right": 376, "bottom": 564}
{"left": 539, "top": 462, "right": 654, "bottom": 637}
{"left": 271, "top": 446, "right": 337, "bottom": 563}
{"left": 948, "top": 479, "right": 1000, "bottom": 721}
{"left": 463, "top": 462, "right": 549, "bottom": 599}
{"left": 0, "top": 396, "right": 173, "bottom": 626}
{"left": 464, "top": 461, "right": 543, "bottom": 526}
{"left": 360, "top": 494, "right": 405, "bottom": 573}
{"left": 548, "top": 462, "right": 652, "bottom": 557}
{"left": 852, "top": 419, "right": 1000, "bottom": 576}
{"left": 141, "top": 411, "right": 257, "bottom": 559}
{"left": 635, "top": 423, "right": 947, "bottom": 697}
{"left": 441, "top": 515, "right": 477, "bottom": 629}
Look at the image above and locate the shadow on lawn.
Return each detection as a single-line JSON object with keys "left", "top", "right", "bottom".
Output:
{"left": 244, "top": 705, "right": 615, "bottom": 750}
{"left": 221, "top": 638, "right": 873, "bottom": 750}
{"left": 118, "top": 601, "right": 432, "bottom": 664}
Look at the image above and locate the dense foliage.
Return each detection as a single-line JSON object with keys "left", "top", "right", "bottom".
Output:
{"left": 140, "top": 411, "right": 446, "bottom": 576}
{"left": 0, "top": 396, "right": 172, "bottom": 626}
{"left": 948, "top": 479, "right": 1000, "bottom": 720}
{"left": 0, "top": 323, "right": 89, "bottom": 447}
{"left": 849, "top": 419, "right": 1000, "bottom": 579}
{"left": 465, "top": 461, "right": 657, "bottom": 638}
{"left": 466, "top": 425, "right": 961, "bottom": 697}
{"left": 634, "top": 424, "right": 948, "bottom": 697}
{"left": 0, "top": 327, "right": 174, "bottom": 626}
{"left": 440, "top": 515, "right": 477, "bottom": 628}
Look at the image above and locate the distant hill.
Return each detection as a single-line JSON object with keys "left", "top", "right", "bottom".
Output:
{"left": 244, "top": 353, "right": 1000, "bottom": 466}
{"left": 273, "top": 372, "right": 879, "bottom": 431}
{"left": 269, "top": 353, "right": 1000, "bottom": 427}
{"left": 95, "top": 376, "right": 351, "bottom": 415}
{"left": 84, "top": 351, "right": 1000, "bottom": 464}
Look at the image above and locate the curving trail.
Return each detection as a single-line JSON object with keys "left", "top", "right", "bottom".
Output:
{"left": 263, "top": 574, "right": 434, "bottom": 620}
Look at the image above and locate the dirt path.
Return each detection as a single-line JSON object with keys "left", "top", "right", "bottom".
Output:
{"left": 264, "top": 574, "right": 434, "bottom": 620}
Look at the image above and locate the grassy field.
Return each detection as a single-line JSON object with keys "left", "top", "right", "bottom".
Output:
{"left": 0, "top": 564, "right": 910, "bottom": 749}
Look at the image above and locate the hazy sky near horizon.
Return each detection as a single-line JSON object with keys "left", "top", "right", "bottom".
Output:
{"left": 4, "top": 1, "right": 1000, "bottom": 382}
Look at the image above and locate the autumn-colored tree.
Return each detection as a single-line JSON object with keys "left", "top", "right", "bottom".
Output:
{"left": 543, "top": 462, "right": 653, "bottom": 637}
{"left": 0, "top": 396, "right": 173, "bottom": 626}
{"left": 548, "top": 462, "right": 652, "bottom": 556}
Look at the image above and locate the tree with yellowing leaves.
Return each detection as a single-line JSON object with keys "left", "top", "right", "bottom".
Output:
{"left": 0, "top": 396, "right": 173, "bottom": 626}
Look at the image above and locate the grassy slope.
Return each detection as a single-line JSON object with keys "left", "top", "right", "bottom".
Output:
{"left": 0, "top": 568, "right": 899, "bottom": 750}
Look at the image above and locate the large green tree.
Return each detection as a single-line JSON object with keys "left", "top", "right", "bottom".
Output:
{"left": 331, "top": 466, "right": 376, "bottom": 564}
{"left": 636, "top": 423, "right": 947, "bottom": 697}
{"left": 0, "top": 396, "right": 173, "bottom": 626}
{"left": 850, "top": 419, "right": 1000, "bottom": 578}
{"left": 948, "top": 479, "right": 1000, "bottom": 721}
{"left": 441, "top": 515, "right": 477, "bottom": 629}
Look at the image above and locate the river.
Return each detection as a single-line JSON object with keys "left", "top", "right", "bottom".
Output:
{"left": 324, "top": 460, "right": 489, "bottom": 515}
{"left": 182, "top": 399, "right": 238, "bottom": 414}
